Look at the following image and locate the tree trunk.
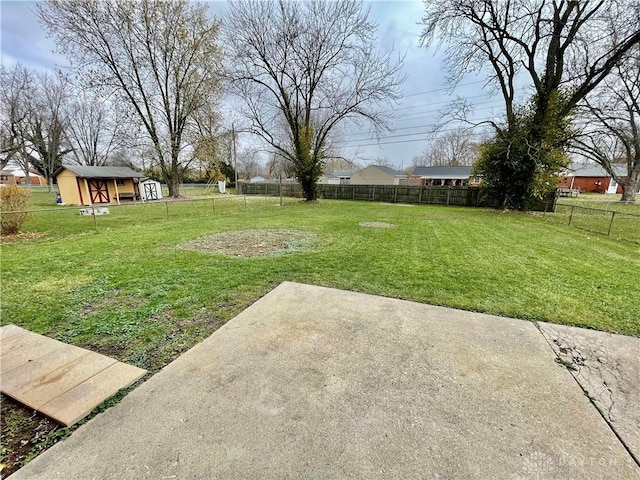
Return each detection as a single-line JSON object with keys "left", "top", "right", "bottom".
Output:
{"left": 166, "top": 177, "right": 180, "bottom": 198}
{"left": 621, "top": 175, "right": 639, "bottom": 203}
{"left": 300, "top": 175, "right": 317, "bottom": 201}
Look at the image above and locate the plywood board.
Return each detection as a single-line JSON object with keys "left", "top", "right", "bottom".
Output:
{"left": 0, "top": 344, "right": 87, "bottom": 392}
{"left": 0, "top": 325, "right": 147, "bottom": 426}
{"left": 0, "top": 324, "right": 27, "bottom": 341}
{"left": 39, "top": 362, "right": 147, "bottom": 426}
{"left": 1, "top": 332, "right": 65, "bottom": 374}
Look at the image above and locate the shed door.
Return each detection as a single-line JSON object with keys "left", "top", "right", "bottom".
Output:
{"left": 88, "top": 180, "right": 110, "bottom": 203}
{"left": 144, "top": 182, "right": 159, "bottom": 200}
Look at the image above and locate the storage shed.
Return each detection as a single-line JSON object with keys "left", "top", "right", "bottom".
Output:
{"left": 140, "top": 179, "right": 163, "bottom": 201}
{"left": 54, "top": 166, "right": 145, "bottom": 205}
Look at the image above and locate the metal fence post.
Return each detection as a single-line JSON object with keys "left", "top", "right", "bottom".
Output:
{"left": 92, "top": 206, "right": 97, "bottom": 230}
{"left": 212, "top": 197, "right": 215, "bottom": 214}
{"left": 607, "top": 211, "right": 616, "bottom": 236}
{"left": 568, "top": 205, "right": 575, "bottom": 226}
{"left": 244, "top": 195, "right": 247, "bottom": 211}
{"left": 165, "top": 201, "right": 169, "bottom": 220}
{"left": 352, "top": 185, "right": 356, "bottom": 200}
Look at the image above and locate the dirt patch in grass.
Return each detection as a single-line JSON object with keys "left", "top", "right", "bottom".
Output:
{"left": 358, "top": 222, "right": 396, "bottom": 229}
{"left": 0, "top": 395, "right": 67, "bottom": 477}
{"left": 179, "top": 229, "right": 315, "bottom": 258}
{"left": 82, "top": 290, "right": 144, "bottom": 316}
{"left": 0, "top": 232, "right": 47, "bottom": 244}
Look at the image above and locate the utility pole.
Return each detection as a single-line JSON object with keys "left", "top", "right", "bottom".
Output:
{"left": 232, "top": 123, "right": 238, "bottom": 193}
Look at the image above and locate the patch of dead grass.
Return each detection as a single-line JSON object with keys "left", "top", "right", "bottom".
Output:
{"left": 179, "top": 229, "right": 315, "bottom": 258}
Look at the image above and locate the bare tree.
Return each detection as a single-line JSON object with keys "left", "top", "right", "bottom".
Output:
{"left": 572, "top": 51, "right": 640, "bottom": 202}
{"left": 422, "top": 128, "right": 478, "bottom": 166}
{"left": 0, "top": 65, "right": 34, "bottom": 170}
{"left": 323, "top": 156, "right": 356, "bottom": 173}
{"left": 420, "top": 0, "right": 640, "bottom": 208}
{"left": 236, "top": 148, "right": 262, "bottom": 180}
{"left": 39, "top": 0, "right": 223, "bottom": 197}
{"left": 65, "top": 92, "right": 127, "bottom": 166}
{"left": 267, "top": 151, "right": 294, "bottom": 179}
{"left": 19, "top": 71, "right": 73, "bottom": 189}
{"left": 225, "top": 0, "right": 403, "bottom": 201}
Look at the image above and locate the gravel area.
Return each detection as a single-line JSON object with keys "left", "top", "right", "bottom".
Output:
{"left": 179, "top": 229, "right": 315, "bottom": 258}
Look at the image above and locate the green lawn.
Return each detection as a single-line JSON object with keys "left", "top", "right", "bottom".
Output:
{"left": 2, "top": 195, "right": 638, "bottom": 356}
{"left": 2, "top": 194, "right": 639, "bottom": 473}
{"left": 547, "top": 193, "right": 640, "bottom": 243}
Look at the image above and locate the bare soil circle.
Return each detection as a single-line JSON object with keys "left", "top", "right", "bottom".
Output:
{"left": 358, "top": 222, "right": 396, "bottom": 229}
{"left": 179, "top": 229, "right": 315, "bottom": 258}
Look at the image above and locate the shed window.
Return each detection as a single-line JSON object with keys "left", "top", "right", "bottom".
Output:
{"left": 116, "top": 179, "right": 126, "bottom": 186}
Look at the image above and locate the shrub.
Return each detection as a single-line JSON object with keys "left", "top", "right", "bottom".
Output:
{"left": 1, "top": 186, "right": 32, "bottom": 235}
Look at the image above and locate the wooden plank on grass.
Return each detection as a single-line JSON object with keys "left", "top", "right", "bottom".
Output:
{"left": 0, "top": 344, "right": 88, "bottom": 392}
{"left": 0, "top": 325, "right": 46, "bottom": 358}
{"left": 12, "top": 354, "right": 117, "bottom": 409}
{"left": 1, "top": 331, "right": 65, "bottom": 374}
{"left": 0, "top": 324, "right": 27, "bottom": 342}
{"left": 1, "top": 324, "right": 147, "bottom": 426}
{"left": 39, "top": 362, "right": 147, "bottom": 426}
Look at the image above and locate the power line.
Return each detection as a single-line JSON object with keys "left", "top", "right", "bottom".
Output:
{"left": 340, "top": 105, "right": 504, "bottom": 141}
{"left": 342, "top": 126, "right": 490, "bottom": 148}
{"left": 401, "top": 79, "right": 487, "bottom": 98}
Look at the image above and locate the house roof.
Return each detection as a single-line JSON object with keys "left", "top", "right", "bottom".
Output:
{"left": 564, "top": 163, "right": 627, "bottom": 178}
{"left": 331, "top": 169, "right": 356, "bottom": 177}
{"left": 411, "top": 166, "right": 472, "bottom": 178}
{"left": 54, "top": 165, "right": 145, "bottom": 179}
{"left": 369, "top": 165, "right": 407, "bottom": 176}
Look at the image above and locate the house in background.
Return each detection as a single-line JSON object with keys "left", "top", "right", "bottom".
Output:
{"left": 349, "top": 165, "right": 408, "bottom": 185}
{"left": 558, "top": 164, "right": 627, "bottom": 194}
{"left": 410, "top": 166, "right": 475, "bottom": 186}
{"left": 319, "top": 169, "right": 355, "bottom": 185}
{"left": 0, "top": 169, "right": 47, "bottom": 186}
{"left": 54, "top": 165, "right": 145, "bottom": 205}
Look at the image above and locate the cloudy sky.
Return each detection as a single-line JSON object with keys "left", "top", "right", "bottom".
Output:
{"left": 0, "top": 0, "right": 504, "bottom": 169}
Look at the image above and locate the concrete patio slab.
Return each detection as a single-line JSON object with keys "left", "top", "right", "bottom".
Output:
{"left": 539, "top": 322, "right": 640, "bottom": 463}
{"left": 10, "top": 282, "right": 640, "bottom": 479}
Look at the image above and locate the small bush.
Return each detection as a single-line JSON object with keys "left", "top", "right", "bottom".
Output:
{"left": 1, "top": 186, "right": 32, "bottom": 235}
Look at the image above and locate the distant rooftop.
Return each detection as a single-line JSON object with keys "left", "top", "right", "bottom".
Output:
{"left": 564, "top": 163, "right": 627, "bottom": 177}
{"left": 369, "top": 165, "right": 407, "bottom": 176}
{"left": 411, "top": 166, "right": 472, "bottom": 178}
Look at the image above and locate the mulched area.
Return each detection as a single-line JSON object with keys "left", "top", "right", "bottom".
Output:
{"left": 179, "top": 229, "right": 315, "bottom": 258}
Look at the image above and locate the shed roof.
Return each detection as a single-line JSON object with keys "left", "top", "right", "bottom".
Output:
{"left": 54, "top": 165, "right": 146, "bottom": 179}
{"left": 411, "top": 166, "right": 472, "bottom": 178}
